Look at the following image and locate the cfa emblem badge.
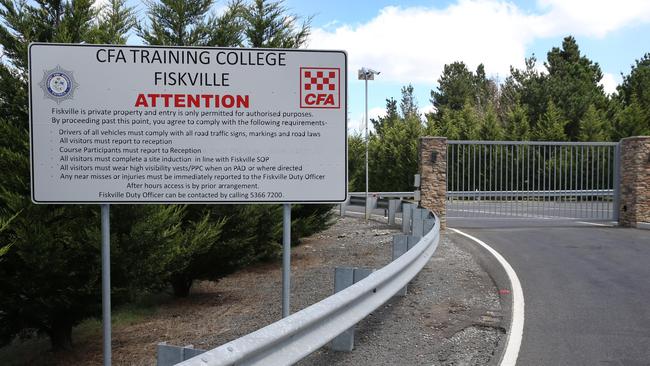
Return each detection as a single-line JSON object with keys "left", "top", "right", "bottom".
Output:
{"left": 300, "top": 67, "right": 340, "bottom": 109}
{"left": 39, "top": 65, "right": 78, "bottom": 104}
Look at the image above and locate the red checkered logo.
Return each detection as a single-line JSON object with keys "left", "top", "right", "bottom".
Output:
{"left": 300, "top": 67, "right": 340, "bottom": 109}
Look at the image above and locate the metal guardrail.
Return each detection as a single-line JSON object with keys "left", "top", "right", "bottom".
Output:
{"left": 448, "top": 140, "right": 619, "bottom": 146}
{"left": 446, "top": 189, "right": 614, "bottom": 198}
{"left": 176, "top": 212, "right": 440, "bottom": 366}
{"left": 347, "top": 192, "right": 416, "bottom": 210}
{"left": 348, "top": 192, "right": 415, "bottom": 199}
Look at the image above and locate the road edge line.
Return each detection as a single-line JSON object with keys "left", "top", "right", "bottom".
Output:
{"left": 448, "top": 228, "right": 524, "bottom": 366}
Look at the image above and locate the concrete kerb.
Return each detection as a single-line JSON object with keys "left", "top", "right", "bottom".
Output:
{"left": 637, "top": 222, "right": 650, "bottom": 231}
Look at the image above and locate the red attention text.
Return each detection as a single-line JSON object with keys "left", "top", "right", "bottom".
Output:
{"left": 134, "top": 93, "right": 250, "bottom": 108}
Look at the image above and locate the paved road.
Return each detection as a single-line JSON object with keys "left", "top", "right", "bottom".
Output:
{"left": 448, "top": 217, "right": 650, "bottom": 366}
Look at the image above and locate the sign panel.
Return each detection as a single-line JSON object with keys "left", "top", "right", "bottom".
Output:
{"left": 29, "top": 44, "right": 347, "bottom": 203}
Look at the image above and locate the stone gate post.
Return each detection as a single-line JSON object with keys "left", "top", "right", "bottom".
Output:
{"left": 419, "top": 137, "right": 447, "bottom": 230}
{"left": 618, "top": 136, "right": 650, "bottom": 229}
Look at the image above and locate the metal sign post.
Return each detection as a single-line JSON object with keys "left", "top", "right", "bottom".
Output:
{"left": 282, "top": 204, "right": 291, "bottom": 318}
{"left": 101, "top": 204, "right": 111, "bottom": 366}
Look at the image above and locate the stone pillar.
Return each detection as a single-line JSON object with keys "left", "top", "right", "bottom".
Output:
{"left": 618, "top": 136, "right": 650, "bottom": 228}
{"left": 419, "top": 137, "right": 447, "bottom": 229}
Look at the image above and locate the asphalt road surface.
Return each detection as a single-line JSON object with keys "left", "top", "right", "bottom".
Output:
{"left": 448, "top": 217, "right": 650, "bottom": 366}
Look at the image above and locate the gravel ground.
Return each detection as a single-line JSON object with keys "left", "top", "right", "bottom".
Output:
{"left": 299, "top": 219, "right": 505, "bottom": 366}
{"left": 6, "top": 215, "right": 505, "bottom": 365}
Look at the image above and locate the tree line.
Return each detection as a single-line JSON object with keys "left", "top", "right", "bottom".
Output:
{"left": 0, "top": 0, "right": 330, "bottom": 351}
{"left": 350, "top": 36, "right": 650, "bottom": 193}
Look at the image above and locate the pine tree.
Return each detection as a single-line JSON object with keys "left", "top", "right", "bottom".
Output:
{"left": 0, "top": 0, "right": 172, "bottom": 351}
{"left": 578, "top": 104, "right": 607, "bottom": 141}
{"left": 430, "top": 61, "right": 490, "bottom": 113}
{"left": 611, "top": 94, "right": 649, "bottom": 140}
{"left": 507, "top": 56, "right": 548, "bottom": 130}
{"left": 369, "top": 114, "right": 423, "bottom": 191}
{"left": 533, "top": 101, "right": 568, "bottom": 141}
{"left": 400, "top": 84, "right": 419, "bottom": 119}
{"left": 91, "top": 0, "right": 136, "bottom": 44}
{"left": 618, "top": 53, "right": 650, "bottom": 114}
{"left": 371, "top": 98, "right": 399, "bottom": 138}
{"left": 347, "top": 133, "right": 365, "bottom": 192}
{"left": 138, "top": 0, "right": 244, "bottom": 46}
{"left": 458, "top": 102, "right": 480, "bottom": 140}
{"left": 543, "top": 36, "right": 607, "bottom": 140}
{"left": 505, "top": 104, "right": 530, "bottom": 141}
{"left": 243, "top": 0, "right": 310, "bottom": 48}
{"left": 479, "top": 106, "right": 504, "bottom": 141}
{"left": 425, "top": 107, "right": 461, "bottom": 140}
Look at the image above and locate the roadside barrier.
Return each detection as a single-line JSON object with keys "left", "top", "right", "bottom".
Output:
{"left": 162, "top": 206, "right": 440, "bottom": 366}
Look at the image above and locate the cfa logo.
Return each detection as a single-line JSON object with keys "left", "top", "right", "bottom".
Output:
{"left": 300, "top": 67, "right": 340, "bottom": 109}
{"left": 38, "top": 65, "right": 79, "bottom": 104}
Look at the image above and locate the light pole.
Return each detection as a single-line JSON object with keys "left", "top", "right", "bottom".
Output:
{"left": 358, "top": 67, "right": 380, "bottom": 221}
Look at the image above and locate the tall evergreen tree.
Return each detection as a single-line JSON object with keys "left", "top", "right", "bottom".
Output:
{"left": 400, "top": 84, "right": 419, "bottom": 118}
{"left": 91, "top": 0, "right": 136, "bottom": 44}
{"left": 430, "top": 61, "right": 488, "bottom": 113}
{"left": 611, "top": 94, "right": 650, "bottom": 140}
{"left": 544, "top": 36, "right": 607, "bottom": 140}
{"left": 505, "top": 104, "right": 531, "bottom": 141}
{"left": 578, "top": 104, "right": 607, "bottom": 141}
{"left": 533, "top": 101, "right": 568, "bottom": 141}
{"left": 507, "top": 55, "right": 548, "bottom": 130}
{"left": 457, "top": 102, "right": 481, "bottom": 140}
{"left": 347, "top": 133, "right": 365, "bottom": 192}
{"left": 242, "top": 0, "right": 310, "bottom": 48}
{"left": 615, "top": 53, "right": 650, "bottom": 139}
{"left": 369, "top": 114, "right": 423, "bottom": 192}
{"left": 617, "top": 53, "right": 650, "bottom": 113}
{"left": 425, "top": 107, "right": 461, "bottom": 140}
{"left": 0, "top": 0, "right": 144, "bottom": 350}
{"left": 371, "top": 98, "right": 399, "bottom": 138}
{"left": 478, "top": 106, "right": 504, "bottom": 141}
{"left": 138, "top": 0, "right": 244, "bottom": 46}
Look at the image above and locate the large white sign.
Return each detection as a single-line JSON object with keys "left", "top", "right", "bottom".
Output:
{"left": 29, "top": 44, "right": 347, "bottom": 203}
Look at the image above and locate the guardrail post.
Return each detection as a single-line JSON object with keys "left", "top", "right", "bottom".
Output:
{"left": 157, "top": 342, "right": 182, "bottom": 366}
{"left": 388, "top": 199, "right": 399, "bottom": 225}
{"left": 412, "top": 214, "right": 424, "bottom": 238}
{"left": 157, "top": 343, "right": 205, "bottom": 366}
{"left": 402, "top": 203, "right": 414, "bottom": 234}
{"left": 368, "top": 194, "right": 378, "bottom": 212}
{"left": 411, "top": 208, "right": 428, "bottom": 237}
{"left": 424, "top": 217, "right": 436, "bottom": 234}
{"left": 330, "top": 267, "right": 374, "bottom": 351}
{"left": 392, "top": 235, "right": 421, "bottom": 296}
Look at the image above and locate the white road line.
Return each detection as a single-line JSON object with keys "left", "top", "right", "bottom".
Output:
{"left": 449, "top": 228, "right": 525, "bottom": 366}
{"left": 576, "top": 221, "right": 616, "bottom": 227}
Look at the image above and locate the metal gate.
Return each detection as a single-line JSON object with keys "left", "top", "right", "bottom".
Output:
{"left": 446, "top": 141, "right": 619, "bottom": 220}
